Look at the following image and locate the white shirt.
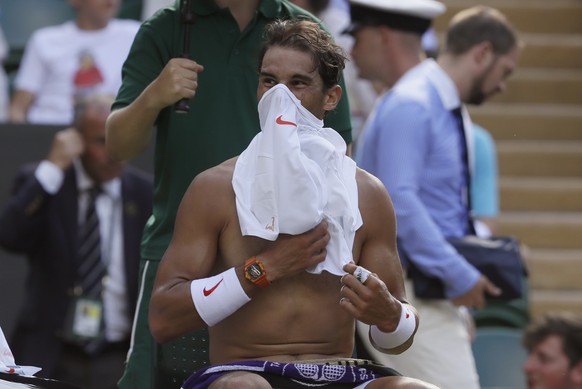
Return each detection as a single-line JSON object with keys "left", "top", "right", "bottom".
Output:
{"left": 35, "top": 160, "right": 130, "bottom": 342}
{"left": 14, "top": 19, "right": 140, "bottom": 125}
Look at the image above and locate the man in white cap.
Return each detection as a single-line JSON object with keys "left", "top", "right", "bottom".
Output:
{"left": 349, "top": 2, "right": 521, "bottom": 388}
{"left": 345, "top": 0, "right": 445, "bottom": 159}
{"left": 344, "top": 0, "right": 446, "bottom": 91}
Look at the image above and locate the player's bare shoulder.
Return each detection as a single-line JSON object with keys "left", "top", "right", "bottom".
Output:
{"left": 182, "top": 157, "right": 238, "bottom": 216}
{"left": 355, "top": 167, "right": 392, "bottom": 203}
{"left": 189, "top": 157, "right": 237, "bottom": 194}
{"left": 355, "top": 166, "right": 396, "bottom": 225}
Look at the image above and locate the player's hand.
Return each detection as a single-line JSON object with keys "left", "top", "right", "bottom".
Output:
{"left": 47, "top": 128, "right": 84, "bottom": 170}
{"left": 452, "top": 275, "right": 501, "bottom": 309}
{"left": 147, "top": 58, "right": 204, "bottom": 109}
{"left": 340, "top": 263, "right": 402, "bottom": 332}
{"left": 259, "top": 220, "right": 330, "bottom": 282}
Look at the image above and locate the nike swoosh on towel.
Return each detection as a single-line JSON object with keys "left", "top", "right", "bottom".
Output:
{"left": 276, "top": 115, "right": 297, "bottom": 127}
{"left": 203, "top": 279, "right": 224, "bottom": 296}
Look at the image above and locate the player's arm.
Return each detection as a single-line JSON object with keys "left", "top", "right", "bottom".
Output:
{"left": 340, "top": 169, "right": 418, "bottom": 354}
{"left": 149, "top": 168, "right": 224, "bottom": 343}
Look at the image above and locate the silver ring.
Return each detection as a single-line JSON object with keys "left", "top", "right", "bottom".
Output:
{"left": 353, "top": 266, "right": 372, "bottom": 284}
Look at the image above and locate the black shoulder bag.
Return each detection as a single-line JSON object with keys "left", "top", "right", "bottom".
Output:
{"left": 403, "top": 235, "right": 527, "bottom": 300}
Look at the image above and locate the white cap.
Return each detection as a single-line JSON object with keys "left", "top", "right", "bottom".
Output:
{"left": 345, "top": 0, "right": 446, "bottom": 34}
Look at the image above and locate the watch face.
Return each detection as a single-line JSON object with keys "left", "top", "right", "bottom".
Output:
{"left": 248, "top": 263, "right": 263, "bottom": 280}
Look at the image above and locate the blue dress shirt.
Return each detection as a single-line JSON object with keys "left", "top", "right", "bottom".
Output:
{"left": 357, "top": 59, "right": 480, "bottom": 298}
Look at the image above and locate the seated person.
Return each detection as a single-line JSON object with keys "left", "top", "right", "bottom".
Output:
{"left": 149, "top": 19, "right": 437, "bottom": 389}
{"left": 523, "top": 312, "right": 582, "bottom": 389}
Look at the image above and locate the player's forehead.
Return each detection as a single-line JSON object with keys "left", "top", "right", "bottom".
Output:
{"left": 260, "top": 46, "right": 318, "bottom": 79}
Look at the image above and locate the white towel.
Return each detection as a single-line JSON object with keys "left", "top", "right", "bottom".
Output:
{"left": 232, "top": 84, "right": 362, "bottom": 275}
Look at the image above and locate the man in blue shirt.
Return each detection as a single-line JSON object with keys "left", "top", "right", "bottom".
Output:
{"left": 348, "top": 1, "right": 521, "bottom": 387}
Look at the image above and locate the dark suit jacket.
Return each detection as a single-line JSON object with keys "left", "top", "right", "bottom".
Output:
{"left": 0, "top": 163, "right": 153, "bottom": 377}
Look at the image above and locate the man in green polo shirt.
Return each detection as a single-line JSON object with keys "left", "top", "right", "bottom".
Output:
{"left": 106, "top": 0, "right": 352, "bottom": 387}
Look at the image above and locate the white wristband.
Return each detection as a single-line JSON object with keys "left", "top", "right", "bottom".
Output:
{"left": 369, "top": 301, "right": 417, "bottom": 351}
{"left": 191, "top": 267, "right": 251, "bottom": 327}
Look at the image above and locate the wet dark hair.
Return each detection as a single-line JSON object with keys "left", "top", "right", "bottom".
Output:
{"left": 523, "top": 312, "right": 582, "bottom": 367}
{"left": 444, "top": 6, "right": 519, "bottom": 56}
{"left": 258, "top": 19, "right": 347, "bottom": 90}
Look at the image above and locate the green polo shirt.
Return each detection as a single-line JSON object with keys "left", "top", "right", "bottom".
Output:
{"left": 114, "top": 0, "right": 353, "bottom": 261}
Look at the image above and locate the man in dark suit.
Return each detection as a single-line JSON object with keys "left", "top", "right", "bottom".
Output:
{"left": 0, "top": 94, "right": 153, "bottom": 389}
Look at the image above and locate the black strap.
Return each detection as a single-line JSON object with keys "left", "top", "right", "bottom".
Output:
{"left": 174, "top": 0, "right": 196, "bottom": 113}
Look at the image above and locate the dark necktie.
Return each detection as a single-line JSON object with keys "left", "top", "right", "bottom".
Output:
{"left": 76, "top": 186, "right": 106, "bottom": 298}
{"left": 452, "top": 107, "right": 476, "bottom": 235}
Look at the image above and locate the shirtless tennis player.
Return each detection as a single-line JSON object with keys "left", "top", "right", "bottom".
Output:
{"left": 149, "top": 19, "right": 437, "bottom": 389}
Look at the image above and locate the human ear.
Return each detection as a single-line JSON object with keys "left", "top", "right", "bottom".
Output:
{"left": 474, "top": 41, "right": 494, "bottom": 67}
{"left": 324, "top": 85, "right": 342, "bottom": 112}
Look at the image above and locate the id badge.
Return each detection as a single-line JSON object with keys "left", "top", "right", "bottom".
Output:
{"left": 71, "top": 297, "right": 103, "bottom": 339}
